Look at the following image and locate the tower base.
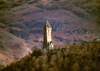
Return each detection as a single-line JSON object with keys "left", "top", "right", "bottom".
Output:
{"left": 43, "top": 42, "right": 54, "bottom": 50}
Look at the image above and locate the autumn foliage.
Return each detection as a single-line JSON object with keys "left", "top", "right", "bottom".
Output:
{"left": 0, "top": 42, "right": 100, "bottom": 71}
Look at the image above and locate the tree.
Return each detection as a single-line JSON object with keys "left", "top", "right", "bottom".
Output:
{"left": 57, "top": 57, "right": 63, "bottom": 70}
{"left": 53, "top": 66, "right": 58, "bottom": 71}
{"left": 64, "top": 57, "right": 70, "bottom": 70}
{"left": 48, "top": 68, "right": 54, "bottom": 71}
{"left": 71, "top": 63, "right": 80, "bottom": 71}
{"left": 35, "top": 64, "right": 40, "bottom": 71}
{"left": 41, "top": 64, "right": 48, "bottom": 71}
{"left": 82, "top": 66, "right": 90, "bottom": 71}
{"left": 31, "top": 68, "right": 35, "bottom": 71}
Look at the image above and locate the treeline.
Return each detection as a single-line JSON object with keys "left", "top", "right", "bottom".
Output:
{"left": 0, "top": 42, "right": 100, "bottom": 71}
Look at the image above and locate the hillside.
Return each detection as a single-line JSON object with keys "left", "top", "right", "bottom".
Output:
{"left": 0, "top": 0, "right": 100, "bottom": 45}
{"left": 0, "top": 0, "right": 100, "bottom": 66}
{"left": 0, "top": 42, "right": 100, "bottom": 71}
{"left": 0, "top": 28, "right": 32, "bottom": 65}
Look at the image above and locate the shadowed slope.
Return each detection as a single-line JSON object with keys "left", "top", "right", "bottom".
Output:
{"left": 0, "top": 29, "right": 32, "bottom": 65}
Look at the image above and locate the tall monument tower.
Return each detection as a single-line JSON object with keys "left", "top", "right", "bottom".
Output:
{"left": 43, "top": 21, "right": 54, "bottom": 49}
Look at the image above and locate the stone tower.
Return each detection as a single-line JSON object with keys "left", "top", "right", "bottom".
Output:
{"left": 43, "top": 21, "right": 54, "bottom": 49}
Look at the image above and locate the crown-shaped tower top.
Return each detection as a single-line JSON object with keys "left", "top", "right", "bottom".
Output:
{"left": 44, "top": 20, "right": 51, "bottom": 28}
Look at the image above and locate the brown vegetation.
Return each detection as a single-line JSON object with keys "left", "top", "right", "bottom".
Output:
{"left": 0, "top": 42, "right": 100, "bottom": 71}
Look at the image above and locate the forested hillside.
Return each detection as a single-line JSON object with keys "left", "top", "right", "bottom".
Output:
{"left": 1, "top": 42, "right": 100, "bottom": 71}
